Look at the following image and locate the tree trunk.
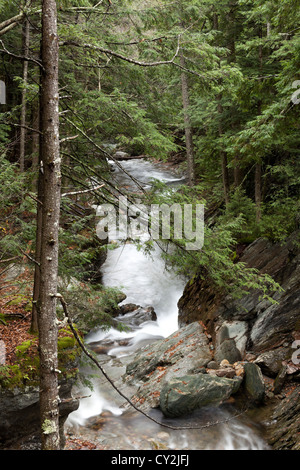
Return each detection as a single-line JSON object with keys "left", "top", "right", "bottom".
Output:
{"left": 37, "top": 0, "right": 61, "bottom": 450}
{"left": 30, "top": 125, "right": 43, "bottom": 334}
{"left": 255, "top": 31, "right": 263, "bottom": 223}
{"left": 255, "top": 162, "right": 262, "bottom": 222}
{"left": 180, "top": 51, "right": 195, "bottom": 186}
{"left": 214, "top": 12, "right": 230, "bottom": 205}
{"left": 31, "top": 96, "right": 40, "bottom": 190}
{"left": 19, "top": 19, "right": 30, "bottom": 172}
{"left": 218, "top": 96, "right": 230, "bottom": 206}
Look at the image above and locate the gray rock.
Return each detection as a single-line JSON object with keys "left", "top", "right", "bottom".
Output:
{"left": 159, "top": 374, "right": 242, "bottom": 418}
{"left": 216, "top": 321, "right": 248, "bottom": 357}
{"left": 0, "top": 380, "right": 79, "bottom": 450}
{"left": 243, "top": 363, "right": 265, "bottom": 403}
{"left": 254, "top": 348, "right": 290, "bottom": 377}
{"left": 207, "top": 361, "right": 219, "bottom": 369}
{"left": 123, "top": 322, "right": 212, "bottom": 410}
{"left": 214, "top": 338, "right": 242, "bottom": 364}
{"left": 113, "top": 151, "right": 131, "bottom": 160}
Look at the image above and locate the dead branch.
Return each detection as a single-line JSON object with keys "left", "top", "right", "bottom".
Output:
{"left": 0, "top": 12, "right": 24, "bottom": 33}
{"left": 61, "top": 184, "right": 104, "bottom": 198}
{"left": 61, "top": 36, "right": 181, "bottom": 68}
{"left": 60, "top": 37, "right": 208, "bottom": 80}
{"left": 60, "top": 135, "right": 79, "bottom": 144}
{"left": 0, "top": 39, "right": 44, "bottom": 70}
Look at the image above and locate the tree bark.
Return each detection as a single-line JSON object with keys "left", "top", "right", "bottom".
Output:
{"left": 180, "top": 50, "right": 195, "bottom": 186}
{"left": 255, "top": 162, "right": 262, "bottom": 222}
{"left": 37, "top": 0, "right": 61, "bottom": 450}
{"left": 218, "top": 95, "right": 230, "bottom": 206}
{"left": 255, "top": 25, "right": 267, "bottom": 223}
{"left": 19, "top": 19, "right": 30, "bottom": 172}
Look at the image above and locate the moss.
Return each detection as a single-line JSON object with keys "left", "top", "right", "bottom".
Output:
{"left": 58, "top": 335, "right": 75, "bottom": 350}
{"left": 16, "top": 339, "right": 35, "bottom": 355}
{"left": 0, "top": 326, "right": 82, "bottom": 390}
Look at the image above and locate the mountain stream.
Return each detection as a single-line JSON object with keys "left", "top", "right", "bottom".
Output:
{"left": 65, "top": 157, "right": 269, "bottom": 451}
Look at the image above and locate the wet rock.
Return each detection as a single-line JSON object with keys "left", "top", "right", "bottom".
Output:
{"left": 117, "top": 305, "right": 157, "bottom": 328}
{"left": 119, "top": 303, "right": 141, "bottom": 314}
{"left": 89, "top": 339, "right": 131, "bottom": 355}
{"left": 124, "top": 322, "right": 212, "bottom": 410}
{"left": 214, "top": 338, "right": 242, "bottom": 364}
{"left": 243, "top": 363, "right": 265, "bottom": 403}
{"left": 216, "top": 321, "right": 248, "bottom": 358}
{"left": 254, "top": 348, "right": 291, "bottom": 377}
{"left": 159, "top": 374, "right": 242, "bottom": 418}
{"left": 113, "top": 151, "right": 131, "bottom": 160}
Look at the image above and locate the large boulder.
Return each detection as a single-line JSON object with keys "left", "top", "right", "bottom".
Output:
{"left": 159, "top": 374, "right": 242, "bottom": 418}
{"left": 243, "top": 363, "right": 265, "bottom": 403}
{"left": 124, "top": 322, "right": 212, "bottom": 410}
{"left": 0, "top": 379, "right": 79, "bottom": 450}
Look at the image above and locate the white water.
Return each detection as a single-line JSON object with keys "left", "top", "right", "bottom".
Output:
{"left": 66, "top": 158, "right": 269, "bottom": 450}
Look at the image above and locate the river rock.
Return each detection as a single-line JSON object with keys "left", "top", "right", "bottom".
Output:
{"left": 118, "top": 305, "right": 157, "bottom": 327}
{"left": 254, "top": 347, "right": 291, "bottom": 377}
{"left": 273, "top": 365, "right": 288, "bottom": 395}
{"left": 216, "top": 321, "right": 248, "bottom": 357}
{"left": 123, "top": 322, "right": 212, "bottom": 410}
{"left": 113, "top": 151, "right": 131, "bottom": 160}
{"left": 214, "top": 338, "right": 242, "bottom": 364}
{"left": 159, "top": 374, "right": 242, "bottom": 418}
{"left": 243, "top": 363, "right": 265, "bottom": 403}
{"left": 206, "top": 367, "right": 236, "bottom": 378}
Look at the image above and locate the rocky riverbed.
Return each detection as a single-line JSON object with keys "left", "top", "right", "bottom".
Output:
{"left": 75, "top": 230, "right": 300, "bottom": 450}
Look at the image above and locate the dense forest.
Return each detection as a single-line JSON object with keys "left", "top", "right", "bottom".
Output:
{"left": 0, "top": 0, "right": 299, "bottom": 451}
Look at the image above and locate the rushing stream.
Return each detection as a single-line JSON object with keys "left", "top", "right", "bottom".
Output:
{"left": 65, "top": 157, "right": 269, "bottom": 450}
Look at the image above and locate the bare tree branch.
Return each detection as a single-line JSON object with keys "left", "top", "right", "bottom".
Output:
{"left": 60, "top": 134, "right": 78, "bottom": 144}
{"left": 61, "top": 184, "right": 104, "bottom": 198}
{"left": 0, "top": 12, "right": 24, "bottom": 32}
{"left": 60, "top": 36, "right": 181, "bottom": 68}
{"left": 0, "top": 39, "right": 44, "bottom": 70}
{"left": 0, "top": 22, "right": 19, "bottom": 37}
{"left": 60, "top": 37, "right": 208, "bottom": 79}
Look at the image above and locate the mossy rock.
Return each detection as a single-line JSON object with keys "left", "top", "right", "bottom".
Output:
{"left": 0, "top": 326, "right": 82, "bottom": 390}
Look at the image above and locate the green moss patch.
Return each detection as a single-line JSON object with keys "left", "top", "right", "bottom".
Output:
{"left": 0, "top": 326, "right": 82, "bottom": 389}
